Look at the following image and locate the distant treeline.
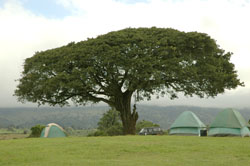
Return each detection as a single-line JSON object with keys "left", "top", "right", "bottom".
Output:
{"left": 0, "top": 105, "right": 250, "bottom": 129}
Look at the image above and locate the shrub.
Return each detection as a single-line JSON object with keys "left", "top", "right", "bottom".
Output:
{"left": 106, "top": 125, "right": 123, "bottom": 136}
{"left": 29, "top": 124, "right": 45, "bottom": 137}
{"left": 88, "top": 109, "right": 123, "bottom": 136}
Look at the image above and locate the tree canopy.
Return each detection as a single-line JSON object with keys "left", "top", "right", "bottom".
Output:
{"left": 15, "top": 27, "right": 243, "bottom": 134}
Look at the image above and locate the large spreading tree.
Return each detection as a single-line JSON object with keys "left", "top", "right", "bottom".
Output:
{"left": 15, "top": 27, "right": 243, "bottom": 134}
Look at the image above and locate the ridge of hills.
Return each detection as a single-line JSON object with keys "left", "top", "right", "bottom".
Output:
{"left": 0, "top": 105, "right": 250, "bottom": 129}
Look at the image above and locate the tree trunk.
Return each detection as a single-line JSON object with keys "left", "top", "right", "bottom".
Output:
{"left": 114, "top": 91, "right": 138, "bottom": 135}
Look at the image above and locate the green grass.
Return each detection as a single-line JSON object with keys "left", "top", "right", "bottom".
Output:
{"left": 0, "top": 136, "right": 250, "bottom": 166}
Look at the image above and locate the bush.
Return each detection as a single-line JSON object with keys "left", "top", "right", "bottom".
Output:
{"left": 29, "top": 124, "right": 45, "bottom": 137}
{"left": 106, "top": 125, "right": 123, "bottom": 136}
{"left": 88, "top": 109, "right": 123, "bottom": 136}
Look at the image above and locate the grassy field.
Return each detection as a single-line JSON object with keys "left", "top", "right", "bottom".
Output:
{"left": 0, "top": 136, "right": 250, "bottom": 166}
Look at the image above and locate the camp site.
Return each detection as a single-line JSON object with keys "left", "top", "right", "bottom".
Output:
{"left": 1, "top": 106, "right": 250, "bottom": 166}
{"left": 1, "top": 0, "right": 250, "bottom": 165}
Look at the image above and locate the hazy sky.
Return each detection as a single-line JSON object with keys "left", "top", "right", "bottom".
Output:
{"left": 0, "top": 0, "right": 249, "bottom": 108}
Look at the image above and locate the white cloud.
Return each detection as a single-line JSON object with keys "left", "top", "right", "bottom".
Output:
{"left": 0, "top": 0, "right": 249, "bottom": 107}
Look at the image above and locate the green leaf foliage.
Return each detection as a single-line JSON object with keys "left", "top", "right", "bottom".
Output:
{"left": 29, "top": 124, "right": 45, "bottom": 137}
{"left": 15, "top": 27, "right": 243, "bottom": 106}
{"left": 97, "top": 109, "right": 122, "bottom": 131}
{"left": 15, "top": 27, "right": 243, "bottom": 134}
{"left": 90, "top": 109, "right": 123, "bottom": 136}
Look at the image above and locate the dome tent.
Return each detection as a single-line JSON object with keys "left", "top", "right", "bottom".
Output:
{"left": 208, "top": 109, "right": 250, "bottom": 137}
{"left": 40, "top": 123, "right": 66, "bottom": 138}
{"left": 169, "top": 111, "right": 206, "bottom": 136}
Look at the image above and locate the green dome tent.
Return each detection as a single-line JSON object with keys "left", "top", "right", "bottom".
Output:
{"left": 169, "top": 111, "right": 206, "bottom": 136}
{"left": 40, "top": 123, "right": 66, "bottom": 138}
{"left": 208, "top": 109, "right": 250, "bottom": 137}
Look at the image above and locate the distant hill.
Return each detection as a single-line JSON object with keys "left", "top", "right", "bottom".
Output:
{"left": 0, "top": 117, "right": 12, "bottom": 128}
{"left": 0, "top": 105, "right": 250, "bottom": 129}
{"left": 0, "top": 106, "right": 109, "bottom": 129}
